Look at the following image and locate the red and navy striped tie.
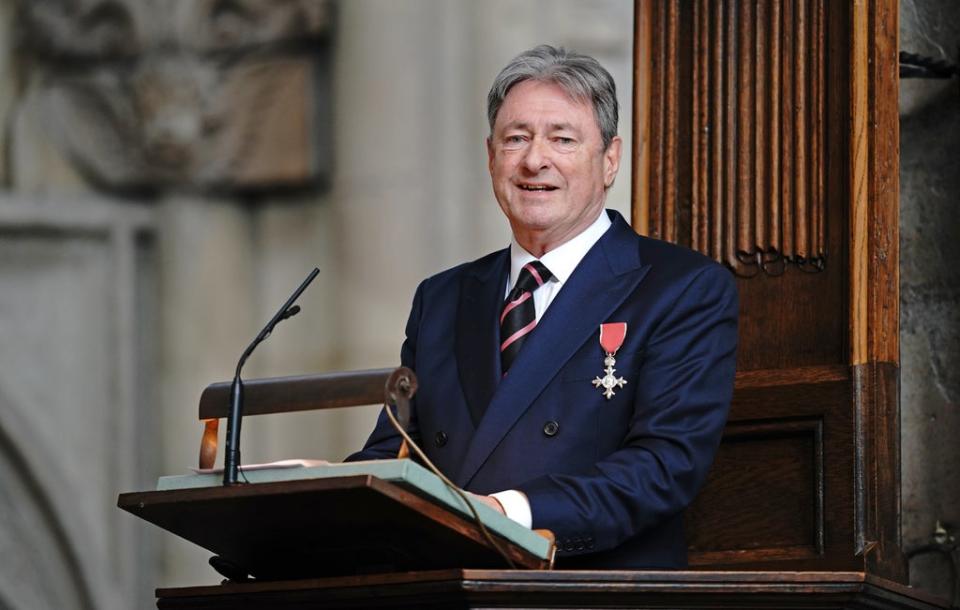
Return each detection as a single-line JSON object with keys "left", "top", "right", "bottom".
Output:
{"left": 500, "top": 261, "right": 554, "bottom": 374}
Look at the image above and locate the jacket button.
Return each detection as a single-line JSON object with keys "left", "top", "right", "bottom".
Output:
{"left": 434, "top": 431, "right": 448, "bottom": 447}
{"left": 542, "top": 421, "right": 560, "bottom": 437}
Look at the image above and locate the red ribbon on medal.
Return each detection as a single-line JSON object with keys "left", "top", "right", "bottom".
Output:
{"left": 599, "top": 322, "right": 627, "bottom": 354}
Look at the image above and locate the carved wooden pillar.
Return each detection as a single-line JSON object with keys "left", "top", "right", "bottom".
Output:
{"left": 637, "top": 0, "right": 828, "bottom": 275}
{"left": 633, "top": 0, "right": 904, "bottom": 582}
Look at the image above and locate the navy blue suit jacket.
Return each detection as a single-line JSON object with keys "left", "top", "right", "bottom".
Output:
{"left": 349, "top": 210, "right": 738, "bottom": 568}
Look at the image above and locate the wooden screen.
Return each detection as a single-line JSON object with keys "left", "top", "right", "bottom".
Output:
{"left": 632, "top": 0, "right": 903, "bottom": 581}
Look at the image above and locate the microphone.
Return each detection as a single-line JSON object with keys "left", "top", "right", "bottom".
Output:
{"left": 223, "top": 268, "right": 319, "bottom": 485}
{"left": 280, "top": 305, "right": 301, "bottom": 321}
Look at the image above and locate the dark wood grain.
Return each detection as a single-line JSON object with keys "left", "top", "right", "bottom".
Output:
{"left": 846, "top": 0, "right": 902, "bottom": 578}
{"left": 634, "top": 0, "right": 900, "bottom": 580}
{"left": 780, "top": 0, "right": 795, "bottom": 258}
{"left": 709, "top": 0, "right": 723, "bottom": 262}
{"left": 812, "top": 0, "right": 826, "bottom": 259}
{"left": 863, "top": 0, "right": 900, "bottom": 364}
{"left": 648, "top": 0, "right": 665, "bottom": 240}
{"left": 769, "top": 0, "right": 783, "bottom": 255}
{"left": 736, "top": 0, "right": 754, "bottom": 258}
{"left": 857, "top": 362, "right": 907, "bottom": 582}
{"left": 664, "top": 0, "right": 678, "bottom": 243}
{"left": 118, "top": 475, "right": 549, "bottom": 580}
{"left": 735, "top": 364, "right": 849, "bottom": 388}
{"left": 692, "top": 0, "right": 708, "bottom": 252}
{"left": 753, "top": 0, "right": 768, "bottom": 253}
{"left": 794, "top": 0, "right": 809, "bottom": 259}
{"left": 633, "top": 0, "right": 904, "bottom": 580}
{"left": 687, "top": 425, "right": 820, "bottom": 553}
{"left": 154, "top": 570, "right": 948, "bottom": 609}
{"left": 722, "top": 0, "right": 736, "bottom": 267}
{"left": 198, "top": 368, "right": 393, "bottom": 419}
{"left": 689, "top": 378, "right": 853, "bottom": 566}
{"left": 735, "top": 261, "right": 846, "bottom": 370}
{"left": 646, "top": 0, "right": 830, "bottom": 270}
{"left": 631, "top": 0, "right": 652, "bottom": 234}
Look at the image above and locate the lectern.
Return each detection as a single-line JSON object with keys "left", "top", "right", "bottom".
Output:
{"left": 119, "top": 368, "right": 554, "bottom": 579}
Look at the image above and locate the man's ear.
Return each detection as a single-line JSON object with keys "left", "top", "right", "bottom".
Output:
{"left": 603, "top": 136, "right": 623, "bottom": 189}
{"left": 486, "top": 136, "right": 495, "bottom": 175}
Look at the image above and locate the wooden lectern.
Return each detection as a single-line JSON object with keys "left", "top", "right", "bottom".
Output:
{"left": 119, "top": 474, "right": 551, "bottom": 580}
{"left": 118, "top": 368, "right": 554, "bottom": 580}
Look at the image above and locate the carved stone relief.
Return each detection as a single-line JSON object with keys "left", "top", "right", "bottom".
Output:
{"left": 11, "top": 0, "right": 332, "bottom": 193}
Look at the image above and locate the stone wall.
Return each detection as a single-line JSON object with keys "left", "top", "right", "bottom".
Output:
{"left": 899, "top": 0, "right": 960, "bottom": 602}
{"left": 0, "top": 0, "right": 635, "bottom": 604}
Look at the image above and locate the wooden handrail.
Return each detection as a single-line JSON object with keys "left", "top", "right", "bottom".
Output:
{"left": 198, "top": 368, "right": 395, "bottom": 420}
{"left": 197, "top": 367, "right": 414, "bottom": 469}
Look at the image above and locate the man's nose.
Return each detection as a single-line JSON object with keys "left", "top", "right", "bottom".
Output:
{"left": 521, "top": 138, "right": 551, "bottom": 172}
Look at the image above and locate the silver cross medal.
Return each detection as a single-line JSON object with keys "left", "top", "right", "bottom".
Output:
{"left": 593, "top": 353, "right": 627, "bottom": 399}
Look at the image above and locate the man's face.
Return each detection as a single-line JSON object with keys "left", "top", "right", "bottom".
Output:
{"left": 487, "top": 79, "right": 621, "bottom": 252}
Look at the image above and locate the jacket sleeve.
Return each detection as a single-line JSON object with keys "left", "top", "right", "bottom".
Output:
{"left": 343, "top": 282, "right": 424, "bottom": 462}
{"left": 516, "top": 264, "right": 738, "bottom": 554}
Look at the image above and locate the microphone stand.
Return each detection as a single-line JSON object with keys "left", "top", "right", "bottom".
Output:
{"left": 223, "top": 267, "right": 320, "bottom": 486}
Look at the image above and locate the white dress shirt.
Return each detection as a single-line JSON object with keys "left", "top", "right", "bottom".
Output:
{"left": 491, "top": 210, "right": 613, "bottom": 527}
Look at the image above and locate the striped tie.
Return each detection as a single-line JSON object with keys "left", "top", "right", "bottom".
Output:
{"left": 500, "top": 261, "right": 554, "bottom": 374}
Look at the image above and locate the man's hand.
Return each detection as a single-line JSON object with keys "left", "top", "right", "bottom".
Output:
{"left": 468, "top": 492, "right": 505, "bottom": 515}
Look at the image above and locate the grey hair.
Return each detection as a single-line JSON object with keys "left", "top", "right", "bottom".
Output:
{"left": 487, "top": 44, "right": 619, "bottom": 150}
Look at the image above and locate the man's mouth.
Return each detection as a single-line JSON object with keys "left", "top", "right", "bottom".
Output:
{"left": 517, "top": 184, "right": 558, "bottom": 191}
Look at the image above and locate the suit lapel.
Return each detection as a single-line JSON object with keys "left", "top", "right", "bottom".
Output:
{"left": 455, "top": 214, "right": 651, "bottom": 486}
{"left": 455, "top": 249, "right": 509, "bottom": 427}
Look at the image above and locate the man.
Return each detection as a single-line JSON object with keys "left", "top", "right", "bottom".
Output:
{"left": 349, "top": 45, "right": 738, "bottom": 569}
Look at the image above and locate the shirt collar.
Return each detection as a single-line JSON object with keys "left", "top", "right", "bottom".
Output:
{"left": 508, "top": 209, "right": 612, "bottom": 289}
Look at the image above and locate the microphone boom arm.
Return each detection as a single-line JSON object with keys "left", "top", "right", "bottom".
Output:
{"left": 223, "top": 268, "right": 319, "bottom": 485}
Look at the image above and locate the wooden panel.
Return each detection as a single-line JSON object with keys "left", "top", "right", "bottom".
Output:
{"left": 734, "top": 214, "right": 846, "bottom": 371}
{"left": 849, "top": 0, "right": 870, "bottom": 365}
{"left": 687, "top": 420, "right": 823, "bottom": 557}
{"left": 648, "top": 0, "right": 829, "bottom": 275}
{"left": 633, "top": 0, "right": 902, "bottom": 583}
{"left": 847, "top": 0, "right": 899, "bottom": 366}
{"left": 857, "top": 362, "right": 906, "bottom": 582}
{"left": 688, "top": 376, "right": 854, "bottom": 567}
{"left": 862, "top": 0, "right": 900, "bottom": 366}
{"left": 733, "top": 15, "right": 846, "bottom": 373}
{"left": 849, "top": 0, "right": 903, "bottom": 579}
{"left": 632, "top": 1, "right": 653, "bottom": 234}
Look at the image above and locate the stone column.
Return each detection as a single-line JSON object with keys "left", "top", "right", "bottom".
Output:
{"left": 156, "top": 196, "right": 258, "bottom": 586}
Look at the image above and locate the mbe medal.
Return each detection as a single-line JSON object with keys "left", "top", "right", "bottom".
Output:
{"left": 592, "top": 322, "right": 628, "bottom": 399}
